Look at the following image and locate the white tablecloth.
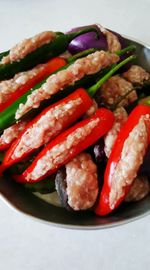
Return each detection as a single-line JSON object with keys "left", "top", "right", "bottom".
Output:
{"left": 0, "top": 1, "right": 150, "bottom": 269}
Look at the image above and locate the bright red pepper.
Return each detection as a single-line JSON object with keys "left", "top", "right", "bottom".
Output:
{"left": 95, "top": 104, "right": 150, "bottom": 216}
{"left": 13, "top": 108, "right": 114, "bottom": 183}
{"left": 0, "top": 57, "right": 66, "bottom": 112}
{"left": 0, "top": 88, "right": 93, "bottom": 171}
{"left": 0, "top": 121, "right": 27, "bottom": 151}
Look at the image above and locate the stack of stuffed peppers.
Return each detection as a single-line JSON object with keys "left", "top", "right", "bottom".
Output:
{"left": 0, "top": 24, "right": 150, "bottom": 216}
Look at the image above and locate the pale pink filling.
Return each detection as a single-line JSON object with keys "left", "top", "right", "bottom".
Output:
{"left": 15, "top": 51, "right": 119, "bottom": 120}
{"left": 12, "top": 97, "right": 82, "bottom": 159}
{"left": 123, "top": 65, "right": 150, "bottom": 84}
{"left": 96, "top": 24, "right": 121, "bottom": 52}
{"left": 0, "top": 64, "right": 45, "bottom": 104}
{"left": 101, "top": 75, "right": 137, "bottom": 107}
{"left": 125, "top": 176, "right": 150, "bottom": 202}
{"left": 0, "top": 121, "right": 27, "bottom": 145}
{"left": 66, "top": 153, "right": 98, "bottom": 210}
{"left": 109, "top": 115, "right": 150, "bottom": 209}
{"left": 1, "top": 31, "right": 56, "bottom": 64}
{"left": 104, "top": 107, "right": 128, "bottom": 157}
{"left": 26, "top": 118, "right": 100, "bottom": 181}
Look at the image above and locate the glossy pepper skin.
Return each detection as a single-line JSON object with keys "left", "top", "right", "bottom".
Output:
{"left": 0, "top": 121, "right": 28, "bottom": 151}
{"left": 14, "top": 108, "right": 114, "bottom": 183}
{"left": 95, "top": 104, "right": 150, "bottom": 216}
{"left": 0, "top": 53, "right": 102, "bottom": 131}
{"left": 0, "top": 57, "right": 67, "bottom": 113}
{"left": 1, "top": 88, "right": 93, "bottom": 170}
{"left": 0, "top": 28, "right": 98, "bottom": 81}
{"left": 0, "top": 51, "right": 135, "bottom": 131}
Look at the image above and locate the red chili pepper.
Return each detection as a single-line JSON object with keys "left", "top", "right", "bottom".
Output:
{"left": 0, "top": 121, "right": 27, "bottom": 151}
{"left": 0, "top": 57, "right": 66, "bottom": 112}
{"left": 0, "top": 88, "right": 93, "bottom": 171}
{"left": 95, "top": 104, "right": 150, "bottom": 216}
{"left": 13, "top": 108, "right": 114, "bottom": 183}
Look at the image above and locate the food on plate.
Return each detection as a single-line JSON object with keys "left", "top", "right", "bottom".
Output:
{"left": 14, "top": 50, "right": 119, "bottom": 120}
{"left": 0, "top": 23, "right": 150, "bottom": 217}
{"left": 0, "top": 57, "right": 67, "bottom": 112}
{"left": 0, "top": 27, "right": 98, "bottom": 80}
{"left": 124, "top": 176, "right": 150, "bottom": 202}
{"left": 67, "top": 24, "right": 126, "bottom": 54}
{"left": 13, "top": 108, "right": 114, "bottom": 183}
{"left": 55, "top": 152, "right": 99, "bottom": 211}
{"left": 0, "top": 121, "right": 28, "bottom": 151}
{"left": 95, "top": 105, "right": 150, "bottom": 216}
{"left": 1, "top": 89, "right": 93, "bottom": 169}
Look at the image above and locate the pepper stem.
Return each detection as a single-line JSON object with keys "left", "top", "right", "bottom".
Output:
{"left": 87, "top": 55, "right": 136, "bottom": 97}
{"left": 116, "top": 45, "right": 136, "bottom": 56}
{"left": 67, "top": 27, "right": 100, "bottom": 43}
{"left": 110, "top": 89, "right": 136, "bottom": 110}
{"left": 68, "top": 45, "right": 136, "bottom": 63}
{"left": 67, "top": 48, "right": 96, "bottom": 63}
{"left": 138, "top": 96, "right": 150, "bottom": 106}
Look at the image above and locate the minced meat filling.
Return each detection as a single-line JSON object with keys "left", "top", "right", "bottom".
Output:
{"left": 12, "top": 97, "right": 82, "bottom": 159}
{"left": 66, "top": 153, "right": 99, "bottom": 210}
{"left": 101, "top": 75, "right": 137, "bottom": 107}
{"left": 0, "top": 121, "right": 27, "bottom": 145}
{"left": 109, "top": 115, "right": 150, "bottom": 210}
{"left": 104, "top": 107, "right": 128, "bottom": 158}
{"left": 26, "top": 118, "right": 100, "bottom": 181}
{"left": 84, "top": 99, "right": 98, "bottom": 117}
{"left": 125, "top": 176, "right": 150, "bottom": 202}
{"left": 123, "top": 65, "right": 150, "bottom": 84}
{"left": 0, "top": 64, "right": 45, "bottom": 104}
{"left": 15, "top": 51, "right": 119, "bottom": 120}
{"left": 1, "top": 31, "right": 56, "bottom": 64}
{"left": 96, "top": 24, "right": 121, "bottom": 52}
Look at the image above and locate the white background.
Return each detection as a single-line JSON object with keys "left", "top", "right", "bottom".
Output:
{"left": 0, "top": 0, "right": 150, "bottom": 269}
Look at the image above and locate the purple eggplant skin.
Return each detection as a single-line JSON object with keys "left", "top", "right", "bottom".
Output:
{"left": 93, "top": 138, "right": 106, "bottom": 164}
{"left": 67, "top": 24, "right": 127, "bottom": 54}
{"left": 55, "top": 167, "right": 72, "bottom": 211}
{"left": 139, "top": 146, "right": 150, "bottom": 176}
{"left": 94, "top": 92, "right": 107, "bottom": 108}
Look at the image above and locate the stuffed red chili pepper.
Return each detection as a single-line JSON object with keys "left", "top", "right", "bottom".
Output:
{"left": 95, "top": 104, "right": 150, "bottom": 216}
{"left": 0, "top": 88, "right": 93, "bottom": 170}
{"left": 0, "top": 57, "right": 66, "bottom": 112}
{"left": 0, "top": 121, "right": 28, "bottom": 151}
{"left": 13, "top": 108, "right": 114, "bottom": 183}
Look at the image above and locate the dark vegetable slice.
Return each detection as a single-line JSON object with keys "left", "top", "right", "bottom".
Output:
{"left": 0, "top": 27, "right": 98, "bottom": 80}
{"left": 55, "top": 152, "right": 99, "bottom": 211}
{"left": 55, "top": 167, "right": 72, "bottom": 211}
{"left": 139, "top": 146, "right": 150, "bottom": 176}
{"left": 67, "top": 24, "right": 127, "bottom": 54}
{"left": 93, "top": 138, "right": 106, "bottom": 163}
{"left": 0, "top": 152, "right": 4, "bottom": 164}
{"left": 0, "top": 49, "right": 135, "bottom": 131}
{"left": 25, "top": 176, "right": 56, "bottom": 194}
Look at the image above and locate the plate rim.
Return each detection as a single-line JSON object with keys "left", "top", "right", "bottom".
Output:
{"left": 0, "top": 34, "right": 150, "bottom": 230}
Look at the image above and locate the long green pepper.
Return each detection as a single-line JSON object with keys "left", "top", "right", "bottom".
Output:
{"left": 0, "top": 28, "right": 99, "bottom": 80}
{"left": 0, "top": 46, "right": 136, "bottom": 131}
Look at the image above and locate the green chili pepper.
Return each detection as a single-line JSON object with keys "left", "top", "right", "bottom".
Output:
{"left": 88, "top": 55, "right": 136, "bottom": 96}
{"left": 24, "top": 177, "right": 56, "bottom": 194}
{"left": 0, "top": 69, "right": 103, "bottom": 130}
{"left": 0, "top": 28, "right": 99, "bottom": 80}
{"left": 0, "top": 50, "right": 9, "bottom": 61}
{"left": 0, "top": 46, "right": 136, "bottom": 131}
